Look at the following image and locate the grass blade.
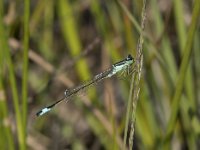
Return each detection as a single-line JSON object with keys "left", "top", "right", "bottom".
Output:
{"left": 164, "top": 0, "right": 200, "bottom": 148}
{"left": 22, "top": 0, "right": 30, "bottom": 144}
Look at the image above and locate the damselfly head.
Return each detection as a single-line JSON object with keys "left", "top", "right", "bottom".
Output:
{"left": 126, "top": 54, "right": 133, "bottom": 61}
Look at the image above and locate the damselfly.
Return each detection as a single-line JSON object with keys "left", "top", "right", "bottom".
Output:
{"left": 36, "top": 54, "right": 134, "bottom": 116}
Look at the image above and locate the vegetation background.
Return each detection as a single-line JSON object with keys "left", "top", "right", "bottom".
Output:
{"left": 0, "top": 0, "right": 199, "bottom": 150}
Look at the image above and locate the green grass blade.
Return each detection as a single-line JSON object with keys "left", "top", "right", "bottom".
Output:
{"left": 0, "top": 1, "right": 25, "bottom": 149}
{"left": 22, "top": 0, "right": 30, "bottom": 145}
{"left": 174, "top": 0, "right": 196, "bottom": 112}
{"left": 164, "top": 0, "right": 200, "bottom": 148}
{"left": 0, "top": 34, "right": 14, "bottom": 150}
{"left": 173, "top": 0, "right": 186, "bottom": 51}
{"left": 58, "top": 0, "right": 91, "bottom": 80}
{"left": 116, "top": 0, "right": 141, "bottom": 35}
{"left": 40, "top": 0, "right": 54, "bottom": 60}
{"left": 0, "top": 90, "right": 15, "bottom": 150}
{"left": 173, "top": 0, "right": 196, "bottom": 148}
{"left": 58, "top": 0, "right": 97, "bottom": 100}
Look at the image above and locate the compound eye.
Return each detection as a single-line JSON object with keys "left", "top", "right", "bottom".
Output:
{"left": 126, "top": 54, "right": 133, "bottom": 61}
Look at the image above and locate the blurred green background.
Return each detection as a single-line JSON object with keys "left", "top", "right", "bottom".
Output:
{"left": 0, "top": 0, "right": 200, "bottom": 149}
